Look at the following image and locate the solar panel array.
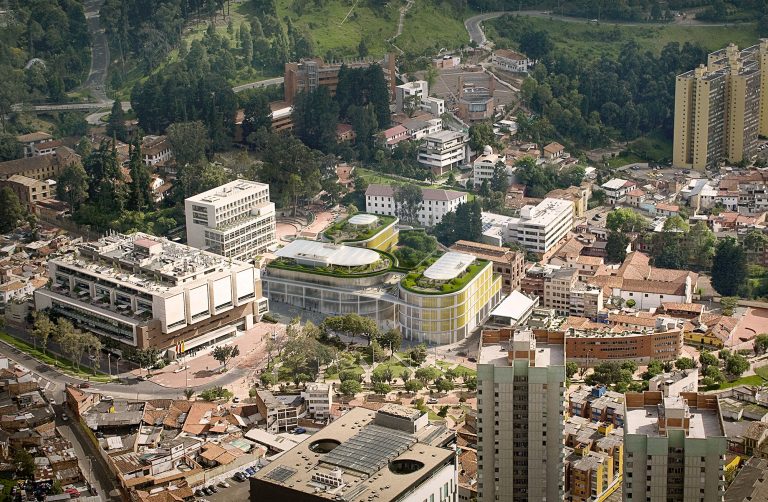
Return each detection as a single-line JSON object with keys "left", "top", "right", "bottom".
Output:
{"left": 320, "top": 424, "right": 417, "bottom": 476}
{"left": 266, "top": 465, "right": 297, "bottom": 483}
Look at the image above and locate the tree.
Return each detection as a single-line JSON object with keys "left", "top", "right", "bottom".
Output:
{"left": 399, "top": 368, "right": 411, "bottom": 383}
{"left": 176, "top": 161, "right": 229, "bottom": 200}
{"left": 405, "top": 379, "right": 423, "bottom": 394}
{"left": 585, "top": 362, "right": 633, "bottom": 387}
{"left": 408, "top": 344, "right": 428, "bottom": 365}
{"left": 415, "top": 366, "right": 441, "bottom": 385}
{"left": 339, "top": 379, "right": 362, "bottom": 397}
{"left": 435, "top": 378, "right": 454, "bottom": 393}
{"left": 167, "top": 121, "right": 209, "bottom": 167}
{"left": 755, "top": 334, "right": 768, "bottom": 355}
{"left": 703, "top": 365, "right": 724, "bottom": 382}
{"left": 106, "top": 100, "right": 127, "bottom": 142}
{"left": 393, "top": 184, "right": 424, "bottom": 225}
{"left": 566, "top": 361, "right": 579, "bottom": 379}
{"left": 125, "top": 347, "right": 160, "bottom": 376}
{"left": 200, "top": 386, "right": 233, "bottom": 401}
{"left": 212, "top": 345, "right": 240, "bottom": 370}
{"left": 32, "top": 312, "right": 56, "bottom": 354}
{"left": 0, "top": 187, "right": 24, "bottom": 233}
{"left": 699, "top": 350, "right": 718, "bottom": 368}
{"left": 468, "top": 121, "right": 499, "bottom": 152}
{"left": 606, "top": 208, "right": 647, "bottom": 233}
{"left": 490, "top": 163, "right": 509, "bottom": 193}
{"left": 675, "top": 357, "right": 696, "bottom": 370}
{"left": 712, "top": 238, "right": 747, "bottom": 297}
{"left": 725, "top": 353, "right": 749, "bottom": 377}
{"left": 56, "top": 163, "right": 89, "bottom": 210}
{"left": 519, "top": 30, "right": 554, "bottom": 62}
{"left": 465, "top": 375, "right": 477, "bottom": 391}
{"left": 625, "top": 299, "right": 636, "bottom": 308}
{"left": 127, "top": 141, "right": 154, "bottom": 212}
{"left": 0, "top": 133, "right": 23, "bottom": 161}
{"left": 643, "top": 360, "right": 665, "bottom": 380}
{"left": 59, "top": 330, "right": 86, "bottom": 369}
{"left": 377, "top": 328, "right": 402, "bottom": 355}
{"left": 605, "top": 232, "right": 629, "bottom": 263}
{"left": 242, "top": 92, "right": 272, "bottom": 139}
{"left": 183, "top": 388, "right": 195, "bottom": 400}
{"left": 14, "top": 449, "right": 35, "bottom": 477}
{"left": 292, "top": 86, "right": 339, "bottom": 152}
{"left": 260, "top": 372, "right": 278, "bottom": 387}
{"left": 373, "top": 382, "right": 391, "bottom": 395}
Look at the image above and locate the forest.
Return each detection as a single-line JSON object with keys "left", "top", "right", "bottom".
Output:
{"left": 0, "top": 0, "right": 90, "bottom": 125}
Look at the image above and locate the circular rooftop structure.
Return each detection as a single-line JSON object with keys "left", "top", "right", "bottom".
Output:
{"left": 483, "top": 145, "right": 493, "bottom": 155}
{"left": 348, "top": 214, "right": 379, "bottom": 226}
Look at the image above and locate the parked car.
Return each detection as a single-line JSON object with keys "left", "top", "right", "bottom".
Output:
{"left": 233, "top": 472, "right": 246, "bottom": 482}
{"left": 202, "top": 487, "right": 212, "bottom": 495}
{"left": 101, "top": 395, "right": 114, "bottom": 401}
{"left": 294, "top": 427, "right": 306, "bottom": 434}
{"left": 208, "top": 485, "right": 218, "bottom": 493}
{"left": 218, "top": 481, "right": 230, "bottom": 488}
{"left": 427, "top": 398, "right": 438, "bottom": 404}
{"left": 77, "top": 383, "right": 90, "bottom": 389}
{"left": 467, "top": 357, "right": 477, "bottom": 362}
{"left": 194, "top": 489, "right": 204, "bottom": 497}
{"left": 232, "top": 396, "right": 240, "bottom": 403}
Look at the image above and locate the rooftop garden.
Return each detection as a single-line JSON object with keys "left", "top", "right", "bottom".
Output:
{"left": 324, "top": 214, "right": 397, "bottom": 244}
{"left": 400, "top": 255, "right": 490, "bottom": 295}
{"left": 268, "top": 249, "right": 396, "bottom": 278}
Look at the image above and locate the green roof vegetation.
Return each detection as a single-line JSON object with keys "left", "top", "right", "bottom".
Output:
{"left": 268, "top": 248, "right": 396, "bottom": 277}
{"left": 324, "top": 214, "right": 397, "bottom": 243}
{"left": 400, "top": 255, "right": 489, "bottom": 295}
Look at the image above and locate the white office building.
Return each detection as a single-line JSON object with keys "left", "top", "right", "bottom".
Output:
{"left": 185, "top": 180, "right": 276, "bottom": 261}
{"left": 420, "top": 96, "right": 445, "bottom": 116}
{"left": 34, "top": 232, "right": 266, "bottom": 354}
{"left": 395, "top": 80, "right": 429, "bottom": 113}
{"left": 472, "top": 145, "right": 507, "bottom": 187}
{"left": 481, "top": 198, "right": 574, "bottom": 254}
{"left": 301, "top": 383, "right": 333, "bottom": 420}
{"left": 417, "top": 130, "right": 468, "bottom": 176}
{"left": 365, "top": 183, "right": 467, "bottom": 227}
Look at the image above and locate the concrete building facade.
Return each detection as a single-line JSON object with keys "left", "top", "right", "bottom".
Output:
{"left": 365, "top": 183, "right": 467, "bottom": 227}
{"left": 185, "top": 180, "right": 276, "bottom": 261}
{"left": 34, "top": 233, "right": 267, "bottom": 354}
{"left": 477, "top": 329, "right": 566, "bottom": 502}
{"left": 673, "top": 40, "right": 768, "bottom": 170}
{"left": 417, "top": 130, "right": 468, "bottom": 176}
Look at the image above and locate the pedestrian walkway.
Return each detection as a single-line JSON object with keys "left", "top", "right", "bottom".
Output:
{"left": 125, "top": 322, "right": 284, "bottom": 389}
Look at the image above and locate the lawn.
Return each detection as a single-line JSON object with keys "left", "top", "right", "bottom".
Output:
{"left": 486, "top": 15, "right": 760, "bottom": 61}
{"left": 628, "top": 129, "right": 673, "bottom": 163}
{"left": 276, "top": 0, "right": 402, "bottom": 57}
{"left": 604, "top": 152, "right": 646, "bottom": 169}
{"left": 397, "top": 1, "right": 470, "bottom": 55}
{"left": 373, "top": 358, "right": 409, "bottom": 380}
{"left": 0, "top": 332, "right": 113, "bottom": 383}
{"left": 718, "top": 374, "right": 767, "bottom": 390}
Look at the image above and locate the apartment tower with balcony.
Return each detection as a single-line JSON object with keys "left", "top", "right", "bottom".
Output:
{"left": 477, "top": 329, "right": 566, "bottom": 502}
{"left": 673, "top": 40, "right": 768, "bottom": 170}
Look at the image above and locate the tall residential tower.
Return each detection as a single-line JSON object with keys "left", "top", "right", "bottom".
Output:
{"left": 673, "top": 40, "right": 768, "bottom": 170}
{"left": 477, "top": 329, "right": 566, "bottom": 502}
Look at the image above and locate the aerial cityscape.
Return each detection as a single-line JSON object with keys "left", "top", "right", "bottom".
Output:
{"left": 2, "top": 1, "right": 768, "bottom": 501}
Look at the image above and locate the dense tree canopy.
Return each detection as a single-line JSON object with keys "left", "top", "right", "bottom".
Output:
{"left": 711, "top": 237, "right": 747, "bottom": 297}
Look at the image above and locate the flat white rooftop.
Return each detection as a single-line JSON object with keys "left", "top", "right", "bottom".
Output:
{"left": 490, "top": 291, "right": 536, "bottom": 321}
{"left": 348, "top": 213, "right": 379, "bottom": 226}
{"left": 276, "top": 239, "right": 380, "bottom": 267}
{"left": 601, "top": 178, "right": 630, "bottom": 191}
{"left": 518, "top": 198, "right": 573, "bottom": 226}
{"left": 626, "top": 405, "right": 722, "bottom": 438}
{"left": 185, "top": 179, "right": 269, "bottom": 204}
{"left": 423, "top": 252, "right": 475, "bottom": 281}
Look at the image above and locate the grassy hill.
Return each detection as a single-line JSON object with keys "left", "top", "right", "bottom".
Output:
{"left": 485, "top": 15, "right": 761, "bottom": 61}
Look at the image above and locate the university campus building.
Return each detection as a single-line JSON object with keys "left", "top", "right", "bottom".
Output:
{"left": 185, "top": 180, "right": 277, "bottom": 261}
{"left": 262, "top": 239, "right": 502, "bottom": 345}
{"left": 34, "top": 232, "right": 267, "bottom": 356}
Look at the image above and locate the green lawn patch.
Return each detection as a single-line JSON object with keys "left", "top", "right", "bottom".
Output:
{"left": 324, "top": 214, "right": 397, "bottom": 243}
{"left": 718, "top": 374, "right": 766, "bottom": 390}
{"left": 397, "top": 2, "right": 470, "bottom": 55}
{"left": 486, "top": 16, "right": 760, "bottom": 62}
{"left": 276, "top": 0, "right": 401, "bottom": 57}
{"left": 754, "top": 366, "right": 768, "bottom": 380}
{"left": 627, "top": 129, "right": 673, "bottom": 163}
{"left": 0, "top": 332, "right": 113, "bottom": 382}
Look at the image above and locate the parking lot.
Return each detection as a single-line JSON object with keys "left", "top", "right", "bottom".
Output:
{"left": 197, "top": 468, "right": 258, "bottom": 502}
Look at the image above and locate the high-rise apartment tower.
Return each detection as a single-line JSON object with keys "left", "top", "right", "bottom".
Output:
{"left": 673, "top": 40, "right": 768, "bottom": 170}
{"left": 477, "top": 329, "right": 566, "bottom": 502}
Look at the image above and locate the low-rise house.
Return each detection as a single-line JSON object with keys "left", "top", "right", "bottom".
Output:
{"left": 254, "top": 390, "right": 301, "bottom": 433}
{"left": 542, "top": 142, "right": 565, "bottom": 161}
{"left": 0, "top": 175, "right": 54, "bottom": 210}
{"left": 365, "top": 184, "right": 467, "bottom": 227}
{"left": 601, "top": 178, "right": 636, "bottom": 205}
{"left": 300, "top": 383, "right": 332, "bottom": 420}
{"left": 625, "top": 189, "right": 646, "bottom": 207}
{"left": 653, "top": 202, "right": 680, "bottom": 217}
{"left": 141, "top": 135, "right": 173, "bottom": 167}
{"left": 491, "top": 49, "right": 531, "bottom": 73}
{"left": 16, "top": 132, "right": 54, "bottom": 157}
{"left": 381, "top": 125, "right": 408, "bottom": 149}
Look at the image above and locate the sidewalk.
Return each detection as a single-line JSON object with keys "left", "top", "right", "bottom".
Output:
{"left": 132, "top": 322, "right": 285, "bottom": 389}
